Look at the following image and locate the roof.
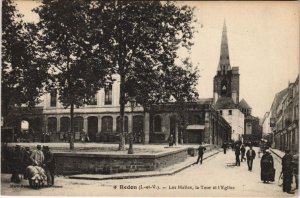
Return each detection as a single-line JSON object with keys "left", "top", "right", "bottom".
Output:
{"left": 195, "top": 98, "right": 214, "bottom": 105}
{"left": 239, "top": 99, "right": 251, "bottom": 109}
{"left": 270, "top": 88, "right": 288, "bottom": 112}
{"left": 217, "top": 21, "right": 231, "bottom": 72}
{"left": 214, "top": 97, "right": 238, "bottom": 109}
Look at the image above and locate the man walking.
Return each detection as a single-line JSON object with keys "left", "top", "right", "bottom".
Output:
{"left": 246, "top": 145, "right": 256, "bottom": 171}
{"left": 282, "top": 149, "right": 294, "bottom": 194}
{"left": 195, "top": 143, "right": 206, "bottom": 165}
{"left": 235, "top": 144, "right": 241, "bottom": 166}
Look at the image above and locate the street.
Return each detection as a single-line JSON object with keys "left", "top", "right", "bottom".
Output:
{"left": 1, "top": 147, "right": 298, "bottom": 197}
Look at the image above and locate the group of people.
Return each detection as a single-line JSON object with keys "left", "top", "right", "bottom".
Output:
{"left": 9, "top": 144, "right": 56, "bottom": 187}
{"left": 233, "top": 143, "right": 256, "bottom": 171}
{"left": 231, "top": 142, "right": 297, "bottom": 194}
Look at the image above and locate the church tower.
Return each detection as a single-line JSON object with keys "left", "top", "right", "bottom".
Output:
{"left": 213, "top": 21, "right": 240, "bottom": 104}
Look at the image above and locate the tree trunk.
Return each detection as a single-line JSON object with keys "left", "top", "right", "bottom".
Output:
{"left": 118, "top": 71, "right": 126, "bottom": 151}
{"left": 69, "top": 103, "right": 74, "bottom": 150}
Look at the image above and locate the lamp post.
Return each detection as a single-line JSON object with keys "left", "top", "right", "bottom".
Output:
{"left": 128, "top": 96, "right": 137, "bottom": 154}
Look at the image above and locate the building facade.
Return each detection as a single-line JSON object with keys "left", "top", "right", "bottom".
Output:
{"left": 274, "top": 77, "right": 299, "bottom": 153}
{"left": 150, "top": 100, "right": 231, "bottom": 145}
{"left": 269, "top": 76, "right": 299, "bottom": 154}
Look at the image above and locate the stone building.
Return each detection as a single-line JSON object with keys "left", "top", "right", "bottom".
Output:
{"left": 239, "top": 99, "right": 262, "bottom": 143}
{"left": 212, "top": 22, "right": 245, "bottom": 141}
{"left": 272, "top": 76, "right": 299, "bottom": 153}
{"left": 261, "top": 112, "right": 271, "bottom": 137}
{"left": 149, "top": 99, "right": 231, "bottom": 145}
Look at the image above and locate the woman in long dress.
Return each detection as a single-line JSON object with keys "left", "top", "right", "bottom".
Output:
{"left": 260, "top": 150, "right": 274, "bottom": 183}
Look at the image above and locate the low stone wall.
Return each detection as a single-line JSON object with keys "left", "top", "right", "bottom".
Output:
{"left": 54, "top": 148, "right": 188, "bottom": 175}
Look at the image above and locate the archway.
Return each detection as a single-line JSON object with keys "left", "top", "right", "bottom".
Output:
{"left": 21, "top": 120, "right": 29, "bottom": 132}
{"left": 88, "top": 116, "right": 98, "bottom": 142}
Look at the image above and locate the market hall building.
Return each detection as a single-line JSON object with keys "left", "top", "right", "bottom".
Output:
{"left": 9, "top": 74, "right": 231, "bottom": 146}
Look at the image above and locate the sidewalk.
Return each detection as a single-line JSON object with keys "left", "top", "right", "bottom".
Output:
{"left": 68, "top": 149, "right": 221, "bottom": 180}
{"left": 270, "top": 148, "right": 285, "bottom": 159}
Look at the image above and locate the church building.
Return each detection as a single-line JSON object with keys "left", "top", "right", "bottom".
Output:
{"left": 212, "top": 22, "right": 245, "bottom": 141}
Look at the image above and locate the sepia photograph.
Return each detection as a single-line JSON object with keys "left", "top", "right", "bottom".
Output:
{"left": 1, "top": 0, "right": 299, "bottom": 197}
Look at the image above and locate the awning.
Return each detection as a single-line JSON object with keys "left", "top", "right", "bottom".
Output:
{"left": 186, "top": 125, "right": 205, "bottom": 130}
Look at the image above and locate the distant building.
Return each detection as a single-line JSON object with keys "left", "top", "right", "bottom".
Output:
{"left": 272, "top": 76, "right": 299, "bottom": 153}
{"left": 261, "top": 112, "right": 271, "bottom": 136}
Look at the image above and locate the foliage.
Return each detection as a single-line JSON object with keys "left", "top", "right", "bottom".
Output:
{"left": 34, "top": 0, "right": 113, "bottom": 108}
{"left": 2, "top": 0, "right": 47, "bottom": 126}
{"left": 34, "top": 0, "right": 113, "bottom": 149}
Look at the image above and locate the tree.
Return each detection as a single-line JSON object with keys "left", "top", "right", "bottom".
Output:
{"left": 2, "top": 0, "right": 47, "bottom": 127}
{"left": 34, "top": 0, "right": 113, "bottom": 149}
{"left": 164, "top": 58, "right": 200, "bottom": 144}
{"left": 91, "top": 1, "right": 196, "bottom": 150}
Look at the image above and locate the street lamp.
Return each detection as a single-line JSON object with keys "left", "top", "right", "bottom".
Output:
{"left": 128, "top": 96, "right": 137, "bottom": 154}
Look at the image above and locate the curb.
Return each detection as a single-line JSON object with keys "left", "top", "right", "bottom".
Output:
{"left": 68, "top": 150, "right": 221, "bottom": 181}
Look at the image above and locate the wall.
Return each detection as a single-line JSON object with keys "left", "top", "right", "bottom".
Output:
{"left": 54, "top": 148, "right": 188, "bottom": 175}
{"left": 220, "top": 108, "right": 244, "bottom": 141}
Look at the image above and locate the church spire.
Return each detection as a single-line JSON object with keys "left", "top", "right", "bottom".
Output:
{"left": 217, "top": 20, "right": 231, "bottom": 73}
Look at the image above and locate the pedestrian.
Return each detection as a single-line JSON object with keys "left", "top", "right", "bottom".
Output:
{"left": 240, "top": 144, "right": 246, "bottom": 162}
{"left": 10, "top": 145, "right": 23, "bottom": 183}
{"left": 282, "top": 149, "right": 294, "bottom": 194}
{"left": 30, "top": 145, "right": 45, "bottom": 166}
{"left": 22, "top": 146, "right": 34, "bottom": 179}
{"left": 222, "top": 142, "right": 227, "bottom": 154}
{"left": 246, "top": 145, "right": 256, "bottom": 171}
{"left": 43, "top": 146, "right": 56, "bottom": 186}
{"left": 260, "top": 149, "right": 274, "bottom": 183}
{"left": 292, "top": 154, "right": 298, "bottom": 189}
{"left": 168, "top": 134, "right": 174, "bottom": 147}
{"left": 85, "top": 133, "right": 90, "bottom": 142}
{"left": 63, "top": 133, "right": 67, "bottom": 142}
{"left": 235, "top": 144, "right": 241, "bottom": 166}
{"left": 195, "top": 143, "right": 206, "bottom": 165}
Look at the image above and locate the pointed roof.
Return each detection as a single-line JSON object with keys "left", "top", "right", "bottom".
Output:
{"left": 239, "top": 99, "right": 251, "bottom": 109}
{"left": 217, "top": 20, "right": 231, "bottom": 72}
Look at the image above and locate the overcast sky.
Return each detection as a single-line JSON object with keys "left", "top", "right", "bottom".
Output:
{"left": 14, "top": 1, "right": 299, "bottom": 118}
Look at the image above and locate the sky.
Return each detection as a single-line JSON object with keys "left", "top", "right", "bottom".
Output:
{"left": 14, "top": 1, "right": 299, "bottom": 118}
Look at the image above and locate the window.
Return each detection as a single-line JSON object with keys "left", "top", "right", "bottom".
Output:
{"left": 102, "top": 116, "right": 113, "bottom": 132}
{"left": 116, "top": 116, "right": 128, "bottom": 133}
{"left": 154, "top": 115, "right": 162, "bottom": 132}
{"left": 47, "top": 117, "right": 57, "bottom": 133}
{"left": 104, "top": 84, "right": 112, "bottom": 105}
{"left": 229, "top": 110, "right": 232, "bottom": 115}
{"left": 220, "top": 110, "right": 223, "bottom": 115}
{"left": 50, "top": 90, "right": 57, "bottom": 107}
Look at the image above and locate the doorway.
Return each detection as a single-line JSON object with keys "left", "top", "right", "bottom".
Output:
{"left": 88, "top": 116, "right": 98, "bottom": 142}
